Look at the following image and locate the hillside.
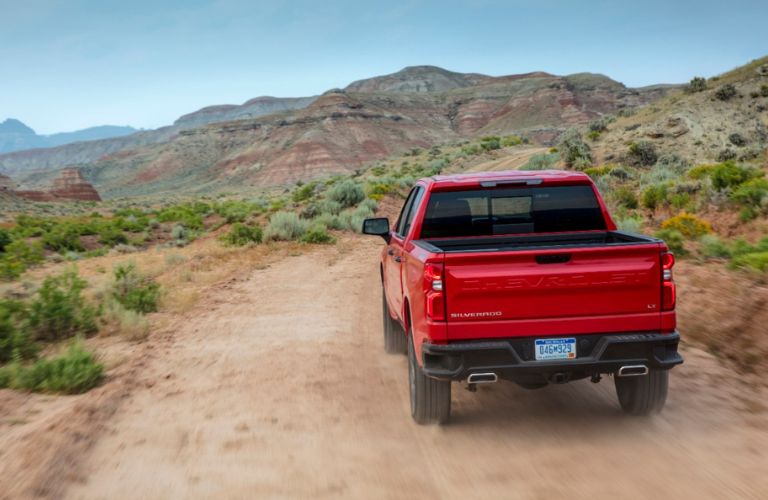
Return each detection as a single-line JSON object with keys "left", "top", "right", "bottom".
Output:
{"left": 0, "top": 118, "right": 137, "bottom": 154}
{"left": 0, "top": 67, "right": 674, "bottom": 198}
{"left": 595, "top": 57, "right": 768, "bottom": 165}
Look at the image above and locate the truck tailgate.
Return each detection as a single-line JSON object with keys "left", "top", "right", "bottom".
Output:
{"left": 443, "top": 244, "right": 663, "bottom": 338}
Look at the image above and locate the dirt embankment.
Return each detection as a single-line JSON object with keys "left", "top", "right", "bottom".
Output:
{"left": 1, "top": 236, "right": 767, "bottom": 499}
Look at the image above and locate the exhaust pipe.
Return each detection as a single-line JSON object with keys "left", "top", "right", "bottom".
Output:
{"left": 467, "top": 372, "right": 498, "bottom": 384}
{"left": 617, "top": 365, "right": 649, "bottom": 377}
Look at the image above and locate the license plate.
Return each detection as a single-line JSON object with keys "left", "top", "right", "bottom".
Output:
{"left": 534, "top": 338, "right": 576, "bottom": 361}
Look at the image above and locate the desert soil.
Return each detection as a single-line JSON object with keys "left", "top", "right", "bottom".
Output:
{"left": 2, "top": 236, "right": 767, "bottom": 499}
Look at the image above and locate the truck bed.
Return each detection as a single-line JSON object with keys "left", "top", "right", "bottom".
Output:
{"left": 415, "top": 231, "right": 658, "bottom": 253}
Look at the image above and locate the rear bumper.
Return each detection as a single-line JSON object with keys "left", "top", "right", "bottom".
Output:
{"left": 421, "top": 331, "right": 683, "bottom": 383}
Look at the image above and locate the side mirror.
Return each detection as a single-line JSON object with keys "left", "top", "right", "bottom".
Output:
{"left": 362, "top": 217, "right": 391, "bottom": 242}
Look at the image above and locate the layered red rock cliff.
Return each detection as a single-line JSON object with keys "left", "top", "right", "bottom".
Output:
{"left": 3, "top": 168, "right": 101, "bottom": 202}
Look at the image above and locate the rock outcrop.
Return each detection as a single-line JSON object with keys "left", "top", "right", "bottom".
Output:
{"left": 49, "top": 168, "right": 102, "bottom": 201}
{"left": 4, "top": 168, "right": 101, "bottom": 202}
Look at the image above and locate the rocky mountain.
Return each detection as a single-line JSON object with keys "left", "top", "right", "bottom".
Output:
{"left": 345, "top": 65, "right": 493, "bottom": 93}
{"left": 0, "top": 66, "right": 679, "bottom": 198}
{"left": 595, "top": 57, "right": 768, "bottom": 166}
{"left": 0, "top": 118, "right": 138, "bottom": 154}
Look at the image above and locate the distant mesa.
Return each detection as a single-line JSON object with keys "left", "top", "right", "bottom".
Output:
{"left": 2, "top": 168, "right": 101, "bottom": 202}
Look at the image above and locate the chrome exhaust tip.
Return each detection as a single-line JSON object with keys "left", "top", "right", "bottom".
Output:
{"left": 467, "top": 372, "right": 498, "bottom": 384}
{"left": 617, "top": 365, "right": 649, "bottom": 377}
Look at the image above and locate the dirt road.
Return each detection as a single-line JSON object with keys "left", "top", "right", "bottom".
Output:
{"left": 4, "top": 237, "right": 768, "bottom": 499}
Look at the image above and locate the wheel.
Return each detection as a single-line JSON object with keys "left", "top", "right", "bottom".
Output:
{"left": 614, "top": 369, "right": 669, "bottom": 415}
{"left": 382, "top": 288, "right": 407, "bottom": 354}
{"left": 408, "top": 333, "right": 451, "bottom": 424}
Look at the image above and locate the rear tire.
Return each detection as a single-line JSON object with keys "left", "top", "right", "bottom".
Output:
{"left": 615, "top": 369, "right": 669, "bottom": 415}
{"left": 382, "top": 289, "right": 407, "bottom": 354}
{"left": 408, "top": 334, "right": 451, "bottom": 424}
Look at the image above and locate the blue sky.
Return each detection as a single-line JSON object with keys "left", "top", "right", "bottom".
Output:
{"left": 2, "top": 0, "right": 766, "bottom": 134}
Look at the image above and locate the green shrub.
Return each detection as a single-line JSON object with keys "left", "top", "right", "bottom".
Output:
{"left": 480, "top": 136, "right": 501, "bottom": 151}
{"left": 43, "top": 224, "right": 85, "bottom": 252}
{"left": 314, "top": 213, "right": 345, "bottom": 230}
{"left": 654, "top": 228, "right": 687, "bottom": 256}
{"left": 336, "top": 204, "right": 376, "bottom": 233}
{"left": 292, "top": 182, "right": 317, "bottom": 203}
{"left": 686, "top": 76, "right": 707, "bottom": 93}
{"left": 731, "top": 178, "right": 768, "bottom": 207}
{"left": 501, "top": 135, "right": 523, "bottom": 147}
{"left": 699, "top": 234, "right": 731, "bottom": 259}
{"left": 461, "top": 144, "right": 481, "bottom": 156}
{"left": 660, "top": 213, "right": 712, "bottom": 239}
{"left": 327, "top": 180, "right": 365, "bottom": 208}
{"left": 318, "top": 199, "right": 343, "bottom": 216}
{"left": 615, "top": 216, "right": 643, "bottom": 234}
{"left": 558, "top": 129, "right": 592, "bottom": 168}
{"left": 739, "top": 206, "right": 758, "bottom": 222}
{"left": 586, "top": 130, "right": 601, "bottom": 141}
{"left": 761, "top": 85, "right": 768, "bottom": 98}
{"left": 264, "top": 211, "right": 309, "bottom": 241}
{"left": 13, "top": 214, "right": 53, "bottom": 237}
{"left": 0, "top": 341, "right": 103, "bottom": 394}
{"left": 97, "top": 222, "right": 128, "bottom": 246}
{"left": 0, "top": 228, "right": 11, "bottom": 253}
{"left": 613, "top": 187, "right": 639, "bottom": 209}
{"left": 669, "top": 192, "right": 692, "bottom": 211}
{"left": 220, "top": 223, "right": 262, "bottom": 246}
{"left": 300, "top": 202, "right": 322, "bottom": 219}
{"left": 300, "top": 225, "right": 335, "bottom": 244}
{"left": 715, "top": 84, "right": 737, "bottom": 101}
{"left": 730, "top": 251, "right": 768, "bottom": 272}
{"left": 583, "top": 165, "right": 613, "bottom": 178}
{"left": 27, "top": 270, "right": 98, "bottom": 342}
{"left": 0, "top": 240, "right": 45, "bottom": 281}
{"left": 111, "top": 263, "right": 161, "bottom": 314}
{"left": 520, "top": 153, "right": 559, "bottom": 171}
{"left": 642, "top": 184, "right": 668, "bottom": 210}
{"left": 214, "top": 200, "right": 261, "bottom": 223}
{"left": 0, "top": 299, "right": 37, "bottom": 363}
{"left": 710, "top": 161, "right": 761, "bottom": 189}
{"left": 628, "top": 141, "right": 657, "bottom": 166}
{"left": 687, "top": 164, "right": 716, "bottom": 180}
{"left": 156, "top": 204, "right": 205, "bottom": 230}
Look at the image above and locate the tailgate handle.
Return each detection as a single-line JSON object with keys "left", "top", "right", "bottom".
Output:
{"left": 535, "top": 254, "right": 571, "bottom": 264}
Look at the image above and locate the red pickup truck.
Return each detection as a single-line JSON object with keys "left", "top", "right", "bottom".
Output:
{"left": 363, "top": 170, "right": 682, "bottom": 424}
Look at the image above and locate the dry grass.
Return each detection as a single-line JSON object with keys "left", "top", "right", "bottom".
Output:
{"left": 0, "top": 231, "right": 311, "bottom": 345}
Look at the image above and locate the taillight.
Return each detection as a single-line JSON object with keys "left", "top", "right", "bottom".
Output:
{"left": 424, "top": 262, "right": 445, "bottom": 321}
{"left": 661, "top": 252, "right": 676, "bottom": 311}
{"left": 424, "top": 263, "right": 443, "bottom": 291}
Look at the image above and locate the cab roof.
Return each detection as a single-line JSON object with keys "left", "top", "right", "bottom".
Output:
{"left": 424, "top": 170, "right": 592, "bottom": 190}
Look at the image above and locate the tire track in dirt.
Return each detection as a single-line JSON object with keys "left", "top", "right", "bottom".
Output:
{"left": 15, "top": 236, "right": 768, "bottom": 499}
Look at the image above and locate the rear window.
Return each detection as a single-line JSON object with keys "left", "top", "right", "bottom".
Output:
{"left": 420, "top": 185, "right": 606, "bottom": 238}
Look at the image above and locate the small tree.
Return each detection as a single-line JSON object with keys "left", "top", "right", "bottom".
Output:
{"left": 686, "top": 77, "right": 707, "bottom": 93}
